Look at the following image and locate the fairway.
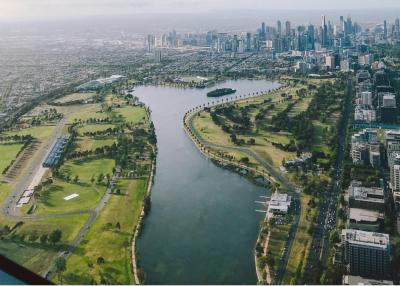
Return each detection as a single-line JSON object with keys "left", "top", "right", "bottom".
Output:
{"left": 5, "top": 126, "right": 55, "bottom": 140}
{"left": 0, "top": 143, "right": 24, "bottom": 173}
{"left": 54, "top": 93, "right": 96, "bottom": 104}
{"left": 59, "top": 158, "right": 115, "bottom": 183}
{"left": 36, "top": 180, "right": 107, "bottom": 215}
{"left": 62, "top": 179, "right": 147, "bottom": 285}
{"left": 75, "top": 138, "right": 116, "bottom": 152}
{"left": 0, "top": 214, "right": 89, "bottom": 276}
{"left": 114, "top": 106, "right": 147, "bottom": 124}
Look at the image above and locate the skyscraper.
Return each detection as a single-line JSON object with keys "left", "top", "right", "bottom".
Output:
{"left": 285, "top": 21, "right": 291, "bottom": 36}
{"left": 246, "top": 32, "right": 252, "bottom": 51}
{"left": 322, "top": 15, "right": 328, "bottom": 47}
{"left": 340, "top": 16, "right": 345, "bottom": 34}
{"left": 277, "top": 20, "right": 282, "bottom": 36}
{"left": 261, "top": 22, "right": 266, "bottom": 39}
{"left": 383, "top": 20, "right": 388, "bottom": 39}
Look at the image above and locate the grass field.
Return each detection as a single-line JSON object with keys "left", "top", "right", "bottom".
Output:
{"left": 0, "top": 183, "right": 12, "bottom": 206}
{"left": 76, "top": 124, "right": 115, "bottom": 136}
{"left": 0, "top": 214, "right": 89, "bottom": 276}
{"left": 75, "top": 138, "right": 116, "bottom": 152}
{"left": 5, "top": 126, "right": 55, "bottom": 140}
{"left": 114, "top": 106, "right": 147, "bottom": 124}
{"left": 62, "top": 179, "right": 147, "bottom": 284}
{"left": 283, "top": 194, "right": 318, "bottom": 284}
{"left": 64, "top": 105, "right": 109, "bottom": 124}
{"left": 54, "top": 93, "right": 96, "bottom": 104}
{"left": 36, "top": 180, "right": 107, "bottom": 215}
{"left": 59, "top": 158, "right": 115, "bottom": 183}
{"left": 267, "top": 223, "right": 291, "bottom": 280}
{"left": 0, "top": 143, "right": 24, "bottom": 173}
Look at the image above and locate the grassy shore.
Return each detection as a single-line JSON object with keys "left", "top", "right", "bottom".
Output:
{"left": 62, "top": 179, "right": 147, "bottom": 284}
{"left": 190, "top": 76, "right": 345, "bottom": 283}
{"left": 0, "top": 89, "right": 155, "bottom": 281}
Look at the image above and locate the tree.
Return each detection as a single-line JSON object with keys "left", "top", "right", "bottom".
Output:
{"left": 74, "top": 175, "right": 79, "bottom": 183}
{"left": 40, "top": 234, "right": 48, "bottom": 244}
{"left": 49, "top": 229, "right": 62, "bottom": 244}
{"left": 97, "top": 256, "right": 105, "bottom": 264}
{"left": 329, "top": 230, "right": 340, "bottom": 244}
{"left": 55, "top": 257, "right": 66, "bottom": 283}
{"left": 116, "top": 222, "right": 121, "bottom": 230}
{"left": 91, "top": 175, "right": 95, "bottom": 184}
{"left": 28, "top": 231, "right": 39, "bottom": 242}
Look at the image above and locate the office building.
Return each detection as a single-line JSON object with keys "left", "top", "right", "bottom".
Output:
{"left": 347, "top": 181, "right": 385, "bottom": 212}
{"left": 342, "top": 229, "right": 390, "bottom": 279}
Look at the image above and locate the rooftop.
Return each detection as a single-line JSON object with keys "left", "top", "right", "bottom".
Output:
{"left": 349, "top": 208, "right": 384, "bottom": 223}
{"left": 342, "top": 229, "right": 389, "bottom": 248}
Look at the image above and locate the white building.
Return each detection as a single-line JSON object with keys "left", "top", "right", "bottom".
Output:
{"left": 267, "top": 192, "right": 292, "bottom": 218}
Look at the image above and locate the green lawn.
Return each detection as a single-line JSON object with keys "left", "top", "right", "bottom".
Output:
{"left": 76, "top": 124, "right": 115, "bottom": 136}
{"left": 66, "top": 105, "right": 109, "bottom": 124}
{"left": 5, "top": 126, "right": 55, "bottom": 140}
{"left": 54, "top": 93, "right": 96, "bottom": 104}
{"left": 267, "top": 224, "right": 291, "bottom": 280}
{"left": 35, "top": 180, "right": 107, "bottom": 215}
{"left": 75, "top": 138, "right": 115, "bottom": 152}
{"left": 0, "top": 143, "right": 24, "bottom": 173}
{"left": 0, "top": 214, "right": 89, "bottom": 276}
{"left": 312, "top": 120, "right": 332, "bottom": 155}
{"left": 114, "top": 106, "right": 147, "bottom": 124}
{"left": 0, "top": 183, "right": 12, "bottom": 206}
{"left": 59, "top": 158, "right": 115, "bottom": 183}
{"left": 62, "top": 179, "right": 147, "bottom": 285}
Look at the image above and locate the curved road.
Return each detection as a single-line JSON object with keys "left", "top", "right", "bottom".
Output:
{"left": 184, "top": 91, "right": 301, "bottom": 284}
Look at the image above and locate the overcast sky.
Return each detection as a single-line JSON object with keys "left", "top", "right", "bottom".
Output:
{"left": 1, "top": 0, "right": 400, "bottom": 21}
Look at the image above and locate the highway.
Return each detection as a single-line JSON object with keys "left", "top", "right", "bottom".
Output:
{"left": 185, "top": 93, "right": 301, "bottom": 285}
{"left": 302, "top": 75, "right": 354, "bottom": 284}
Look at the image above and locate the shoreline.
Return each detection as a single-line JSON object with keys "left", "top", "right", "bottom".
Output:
{"left": 131, "top": 108, "right": 157, "bottom": 285}
{"left": 182, "top": 85, "right": 286, "bottom": 284}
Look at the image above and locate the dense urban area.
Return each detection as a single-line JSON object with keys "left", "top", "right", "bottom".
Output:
{"left": 1, "top": 10, "right": 400, "bottom": 285}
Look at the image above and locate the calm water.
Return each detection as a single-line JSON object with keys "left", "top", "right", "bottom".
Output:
{"left": 136, "top": 80, "right": 280, "bottom": 285}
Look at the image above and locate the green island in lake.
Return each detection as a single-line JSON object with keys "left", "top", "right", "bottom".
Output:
{"left": 206, "top": 88, "right": 236, "bottom": 97}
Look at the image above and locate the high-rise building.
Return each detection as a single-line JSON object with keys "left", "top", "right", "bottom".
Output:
{"left": 322, "top": 15, "right": 328, "bottom": 47}
{"left": 340, "top": 16, "right": 345, "bottom": 34}
{"left": 342, "top": 229, "right": 391, "bottom": 279}
{"left": 384, "top": 20, "right": 388, "bottom": 40}
{"left": 246, "top": 32, "right": 252, "bottom": 51}
{"left": 285, "top": 21, "right": 291, "bottom": 36}
{"left": 277, "top": 20, "right": 282, "bottom": 36}
{"left": 146, "top": 34, "right": 156, "bottom": 52}
{"left": 261, "top": 22, "right": 266, "bottom": 39}
{"left": 395, "top": 18, "right": 400, "bottom": 38}
{"left": 154, "top": 50, "right": 162, "bottom": 63}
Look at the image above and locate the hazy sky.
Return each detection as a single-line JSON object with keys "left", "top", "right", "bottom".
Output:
{"left": 1, "top": 0, "right": 400, "bottom": 21}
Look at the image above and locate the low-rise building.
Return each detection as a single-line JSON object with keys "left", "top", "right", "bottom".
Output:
{"left": 348, "top": 181, "right": 385, "bottom": 212}
{"left": 267, "top": 192, "right": 292, "bottom": 219}
{"left": 343, "top": 275, "right": 393, "bottom": 285}
{"left": 348, "top": 208, "right": 384, "bottom": 232}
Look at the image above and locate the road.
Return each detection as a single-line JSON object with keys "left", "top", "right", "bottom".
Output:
{"left": 302, "top": 75, "right": 353, "bottom": 284}
{"left": 185, "top": 91, "right": 301, "bottom": 285}
{"left": 44, "top": 166, "right": 120, "bottom": 279}
{"left": 0, "top": 113, "right": 122, "bottom": 280}
{"left": 2, "top": 117, "right": 67, "bottom": 218}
